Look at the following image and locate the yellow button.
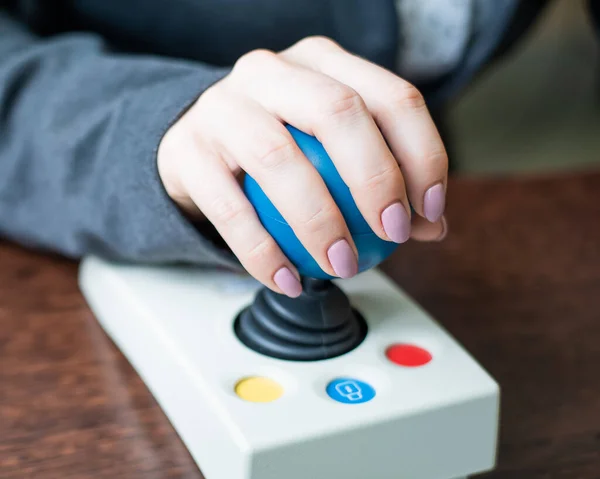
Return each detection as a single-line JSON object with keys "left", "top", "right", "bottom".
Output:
{"left": 235, "top": 376, "right": 284, "bottom": 403}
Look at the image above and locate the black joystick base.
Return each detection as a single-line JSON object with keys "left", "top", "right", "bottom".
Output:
{"left": 234, "top": 278, "right": 367, "bottom": 361}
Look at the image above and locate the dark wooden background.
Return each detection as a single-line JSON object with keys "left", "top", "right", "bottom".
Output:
{"left": 1, "top": 172, "right": 600, "bottom": 478}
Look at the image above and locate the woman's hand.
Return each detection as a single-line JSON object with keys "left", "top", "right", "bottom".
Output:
{"left": 158, "top": 36, "right": 448, "bottom": 297}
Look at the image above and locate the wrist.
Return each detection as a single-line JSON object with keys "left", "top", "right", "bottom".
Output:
{"left": 158, "top": 115, "right": 207, "bottom": 220}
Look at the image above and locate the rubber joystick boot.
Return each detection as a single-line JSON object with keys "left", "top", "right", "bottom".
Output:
{"left": 234, "top": 278, "right": 367, "bottom": 361}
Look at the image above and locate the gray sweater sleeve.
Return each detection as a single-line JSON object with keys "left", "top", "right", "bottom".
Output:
{"left": 0, "top": 11, "right": 241, "bottom": 270}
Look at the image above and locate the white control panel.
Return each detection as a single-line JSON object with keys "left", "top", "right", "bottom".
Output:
{"left": 78, "top": 256, "right": 499, "bottom": 479}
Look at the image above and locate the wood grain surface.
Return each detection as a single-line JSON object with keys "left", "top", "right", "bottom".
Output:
{"left": 1, "top": 172, "right": 600, "bottom": 478}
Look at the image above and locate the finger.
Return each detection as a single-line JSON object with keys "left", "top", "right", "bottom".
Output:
{"left": 210, "top": 93, "right": 358, "bottom": 279}
{"left": 283, "top": 36, "right": 448, "bottom": 223}
{"left": 172, "top": 128, "right": 304, "bottom": 297}
{"left": 229, "top": 49, "right": 412, "bottom": 245}
{"left": 410, "top": 215, "right": 447, "bottom": 242}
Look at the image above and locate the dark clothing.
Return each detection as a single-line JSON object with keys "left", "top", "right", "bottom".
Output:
{"left": 0, "top": 0, "right": 596, "bottom": 269}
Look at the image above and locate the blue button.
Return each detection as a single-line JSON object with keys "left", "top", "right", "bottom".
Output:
{"left": 326, "top": 378, "right": 376, "bottom": 404}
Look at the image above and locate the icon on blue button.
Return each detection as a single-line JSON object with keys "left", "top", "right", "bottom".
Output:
{"left": 326, "top": 378, "right": 376, "bottom": 404}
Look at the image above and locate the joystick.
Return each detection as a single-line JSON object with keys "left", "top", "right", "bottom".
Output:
{"left": 234, "top": 277, "right": 367, "bottom": 361}
{"left": 237, "top": 125, "right": 397, "bottom": 361}
{"left": 243, "top": 125, "right": 399, "bottom": 280}
{"left": 78, "top": 125, "right": 500, "bottom": 479}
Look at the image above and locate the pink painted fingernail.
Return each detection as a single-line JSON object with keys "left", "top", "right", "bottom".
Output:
{"left": 424, "top": 183, "right": 446, "bottom": 223}
{"left": 381, "top": 202, "right": 411, "bottom": 243}
{"left": 273, "top": 267, "right": 303, "bottom": 298}
{"left": 327, "top": 239, "right": 358, "bottom": 278}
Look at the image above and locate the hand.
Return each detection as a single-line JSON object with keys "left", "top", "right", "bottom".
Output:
{"left": 158, "top": 36, "right": 448, "bottom": 297}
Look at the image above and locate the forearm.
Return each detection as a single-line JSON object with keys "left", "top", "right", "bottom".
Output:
{"left": 0, "top": 11, "right": 239, "bottom": 269}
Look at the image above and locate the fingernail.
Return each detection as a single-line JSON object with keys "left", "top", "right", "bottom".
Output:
{"left": 381, "top": 202, "right": 411, "bottom": 243}
{"left": 424, "top": 183, "right": 446, "bottom": 223}
{"left": 327, "top": 239, "right": 358, "bottom": 279}
{"left": 437, "top": 216, "right": 448, "bottom": 241}
{"left": 273, "top": 267, "right": 303, "bottom": 298}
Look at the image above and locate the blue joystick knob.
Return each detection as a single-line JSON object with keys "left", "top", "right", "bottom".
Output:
{"left": 244, "top": 125, "right": 400, "bottom": 279}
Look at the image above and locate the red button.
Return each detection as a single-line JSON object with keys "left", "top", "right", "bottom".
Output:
{"left": 386, "top": 344, "right": 432, "bottom": 367}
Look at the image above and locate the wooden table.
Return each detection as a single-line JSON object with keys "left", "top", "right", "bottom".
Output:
{"left": 1, "top": 172, "right": 600, "bottom": 478}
